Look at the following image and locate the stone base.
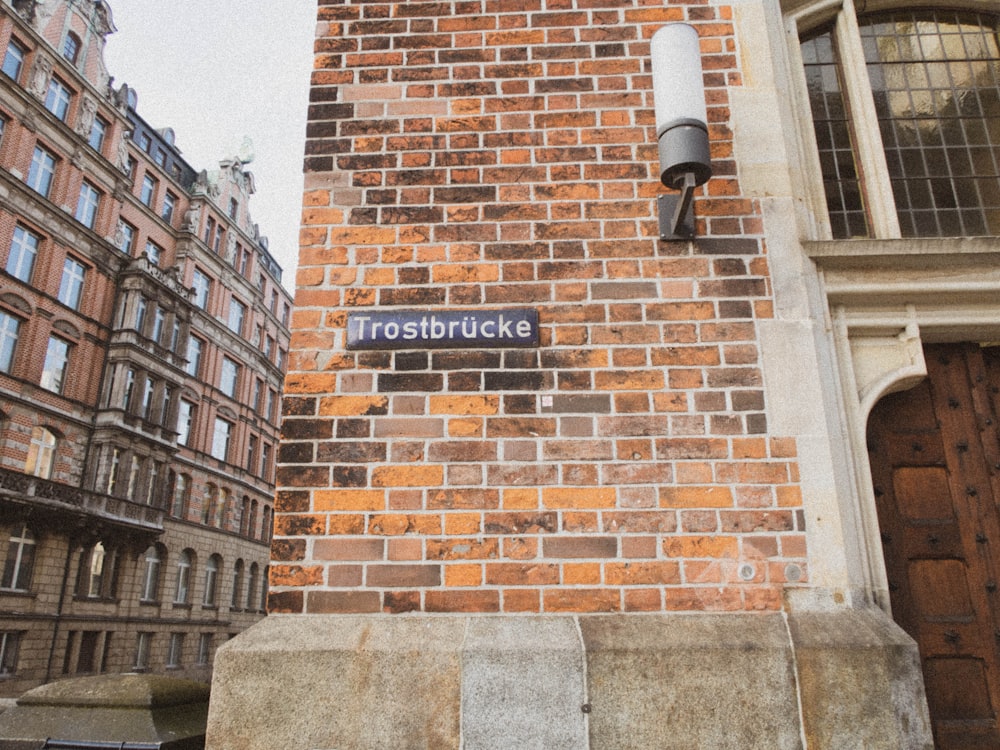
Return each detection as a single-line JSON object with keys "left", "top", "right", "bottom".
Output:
{"left": 0, "top": 673, "right": 209, "bottom": 750}
{"left": 205, "top": 609, "right": 932, "bottom": 749}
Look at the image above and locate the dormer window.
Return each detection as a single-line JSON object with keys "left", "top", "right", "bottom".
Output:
{"left": 62, "top": 33, "right": 80, "bottom": 65}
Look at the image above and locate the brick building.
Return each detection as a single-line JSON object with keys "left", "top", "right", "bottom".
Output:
{"left": 209, "top": 0, "right": 1000, "bottom": 748}
{"left": 0, "top": 0, "right": 291, "bottom": 697}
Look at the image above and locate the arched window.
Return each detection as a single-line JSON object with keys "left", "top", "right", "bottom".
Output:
{"left": 201, "top": 484, "right": 217, "bottom": 525}
{"left": 203, "top": 553, "right": 221, "bottom": 606}
{"left": 240, "top": 496, "right": 251, "bottom": 536}
{"left": 25, "top": 426, "right": 57, "bottom": 478}
{"left": 248, "top": 499, "right": 258, "bottom": 539}
{"left": 231, "top": 558, "right": 244, "bottom": 609}
{"left": 259, "top": 565, "right": 268, "bottom": 612}
{"left": 62, "top": 32, "right": 80, "bottom": 64}
{"left": 246, "top": 562, "right": 259, "bottom": 611}
{"left": 78, "top": 541, "right": 117, "bottom": 599}
{"left": 1, "top": 522, "right": 36, "bottom": 591}
{"left": 139, "top": 544, "right": 163, "bottom": 602}
{"left": 802, "top": 9, "right": 1000, "bottom": 238}
{"left": 261, "top": 506, "right": 273, "bottom": 543}
{"left": 174, "top": 549, "right": 193, "bottom": 604}
{"left": 216, "top": 488, "right": 229, "bottom": 528}
{"left": 170, "top": 472, "right": 190, "bottom": 518}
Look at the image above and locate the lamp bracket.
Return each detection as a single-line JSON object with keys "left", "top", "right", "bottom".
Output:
{"left": 658, "top": 172, "right": 697, "bottom": 240}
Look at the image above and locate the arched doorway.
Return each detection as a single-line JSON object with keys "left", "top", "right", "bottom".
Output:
{"left": 868, "top": 342, "right": 1000, "bottom": 748}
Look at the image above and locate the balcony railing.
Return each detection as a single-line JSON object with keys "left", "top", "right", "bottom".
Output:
{"left": 0, "top": 467, "right": 164, "bottom": 533}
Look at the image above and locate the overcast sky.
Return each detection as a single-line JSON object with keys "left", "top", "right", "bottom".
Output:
{"left": 103, "top": 2, "right": 316, "bottom": 285}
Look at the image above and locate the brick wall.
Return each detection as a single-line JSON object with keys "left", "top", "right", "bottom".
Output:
{"left": 272, "top": 0, "right": 808, "bottom": 614}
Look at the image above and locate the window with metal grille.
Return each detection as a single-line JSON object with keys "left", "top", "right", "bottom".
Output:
{"left": 802, "top": 10, "right": 1000, "bottom": 238}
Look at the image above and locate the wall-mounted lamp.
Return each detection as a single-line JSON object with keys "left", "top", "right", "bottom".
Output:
{"left": 651, "top": 23, "right": 712, "bottom": 240}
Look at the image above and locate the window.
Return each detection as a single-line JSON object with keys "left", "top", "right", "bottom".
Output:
{"left": 2, "top": 39, "right": 25, "bottom": 80}
{"left": 177, "top": 400, "right": 195, "bottom": 446}
{"left": 203, "top": 216, "right": 215, "bottom": 245}
{"left": 58, "top": 258, "right": 86, "bottom": 310}
{"left": 261, "top": 442, "right": 272, "bottom": 482}
{"left": 75, "top": 182, "right": 100, "bottom": 229}
{"left": 25, "top": 426, "right": 56, "bottom": 478}
{"left": 252, "top": 379, "right": 263, "bottom": 412}
{"left": 202, "top": 484, "right": 218, "bottom": 525}
{"left": 174, "top": 549, "right": 193, "bottom": 604}
{"left": 247, "top": 434, "right": 258, "bottom": 474}
{"left": 62, "top": 32, "right": 80, "bottom": 64}
{"left": 137, "top": 131, "right": 152, "bottom": 152}
{"left": 282, "top": 302, "right": 291, "bottom": 327}
{"left": 134, "top": 632, "right": 152, "bottom": 670}
{"left": 213, "top": 225, "right": 224, "bottom": 254}
{"left": 262, "top": 507, "right": 273, "bottom": 543}
{"left": 203, "top": 555, "right": 220, "bottom": 606}
{"left": 197, "top": 633, "right": 213, "bottom": 664}
{"left": 141, "top": 376, "right": 155, "bottom": 420}
{"left": 160, "top": 387, "right": 173, "bottom": 425}
{"left": 264, "top": 335, "right": 274, "bottom": 359}
{"left": 162, "top": 191, "right": 176, "bottom": 223}
{"left": 145, "top": 461, "right": 160, "bottom": 506}
{"left": 170, "top": 472, "right": 189, "bottom": 517}
{"left": 106, "top": 446, "right": 121, "bottom": 495}
{"left": 270, "top": 290, "right": 279, "bottom": 314}
{"left": 118, "top": 221, "right": 136, "bottom": 254}
{"left": 122, "top": 368, "right": 136, "bottom": 413}
{"left": 802, "top": 9, "right": 1000, "bottom": 238}
{"left": 266, "top": 388, "right": 277, "bottom": 423}
{"left": 217, "top": 488, "right": 229, "bottom": 528}
{"left": 154, "top": 149, "right": 167, "bottom": 168}
{"left": 151, "top": 306, "right": 166, "bottom": 344}
{"left": 80, "top": 542, "right": 117, "bottom": 599}
{"left": 140, "top": 174, "right": 156, "bottom": 206}
{"left": 144, "top": 240, "right": 161, "bottom": 267}
{"left": 227, "top": 297, "right": 246, "bottom": 335}
{"left": 76, "top": 631, "right": 99, "bottom": 673}
{"left": 44, "top": 77, "right": 71, "bottom": 121}
{"left": 139, "top": 545, "right": 161, "bottom": 602}
{"left": 135, "top": 295, "right": 147, "bottom": 333}
{"left": 40, "top": 337, "right": 70, "bottom": 394}
{"left": 167, "top": 633, "right": 184, "bottom": 667}
{"left": 192, "top": 269, "right": 210, "bottom": 309}
{"left": 229, "top": 197, "right": 239, "bottom": 219}
{"left": 170, "top": 320, "right": 182, "bottom": 352}
{"left": 186, "top": 336, "right": 203, "bottom": 377}
{"left": 260, "top": 566, "right": 268, "bottom": 610}
{"left": 8, "top": 227, "right": 39, "bottom": 282}
{"left": 220, "top": 357, "right": 239, "bottom": 398}
{"left": 246, "top": 563, "right": 259, "bottom": 611}
{"left": 231, "top": 559, "right": 244, "bottom": 608}
{"left": 211, "top": 417, "right": 233, "bottom": 461}
{"left": 2, "top": 523, "right": 36, "bottom": 591}
{"left": 88, "top": 116, "right": 107, "bottom": 151}
{"left": 0, "top": 312, "right": 21, "bottom": 373}
{"left": 277, "top": 348, "right": 287, "bottom": 371}
{"left": 0, "top": 631, "right": 19, "bottom": 675}
{"left": 26, "top": 146, "right": 56, "bottom": 198}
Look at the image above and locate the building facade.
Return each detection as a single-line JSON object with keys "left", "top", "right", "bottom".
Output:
{"left": 209, "top": 1, "right": 1000, "bottom": 748}
{"left": 0, "top": 0, "right": 291, "bottom": 697}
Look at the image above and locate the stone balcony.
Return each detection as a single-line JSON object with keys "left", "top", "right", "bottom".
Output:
{"left": 0, "top": 467, "right": 164, "bottom": 540}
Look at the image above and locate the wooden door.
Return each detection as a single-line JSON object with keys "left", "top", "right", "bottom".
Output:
{"left": 868, "top": 343, "right": 1000, "bottom": 749}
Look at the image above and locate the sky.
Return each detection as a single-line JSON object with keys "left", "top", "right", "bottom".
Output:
{"left": 103, "top": 2, "right": 317, "bottom": 285}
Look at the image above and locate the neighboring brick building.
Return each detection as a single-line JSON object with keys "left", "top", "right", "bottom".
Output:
{"left": 0, "top": 0, "right": 291, "bottom": 697}
{"left": 209, "top": 1, "right": 1000, "bottom": 748}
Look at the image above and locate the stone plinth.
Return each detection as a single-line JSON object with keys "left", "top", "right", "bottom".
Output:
{"left": 0, "top": 673, "right": 209, "bottom": 750}
{"left": 205, "top": 609, "right": 932, "bottom": 749}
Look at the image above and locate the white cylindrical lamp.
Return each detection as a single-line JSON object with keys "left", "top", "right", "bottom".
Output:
{"left": 651, "top": 23, "right": 712, "bottom": 189}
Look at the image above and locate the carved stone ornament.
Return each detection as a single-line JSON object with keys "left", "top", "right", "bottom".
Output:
{"left": 75, "top": 96, "right": 97, "bottom": 138}
{"left": 28, "top": 55, "right": 52, "bottom": 99}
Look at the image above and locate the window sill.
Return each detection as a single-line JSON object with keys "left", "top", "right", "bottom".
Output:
{"left": 0, "top": 588, "right": 35, "bottom": 599}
